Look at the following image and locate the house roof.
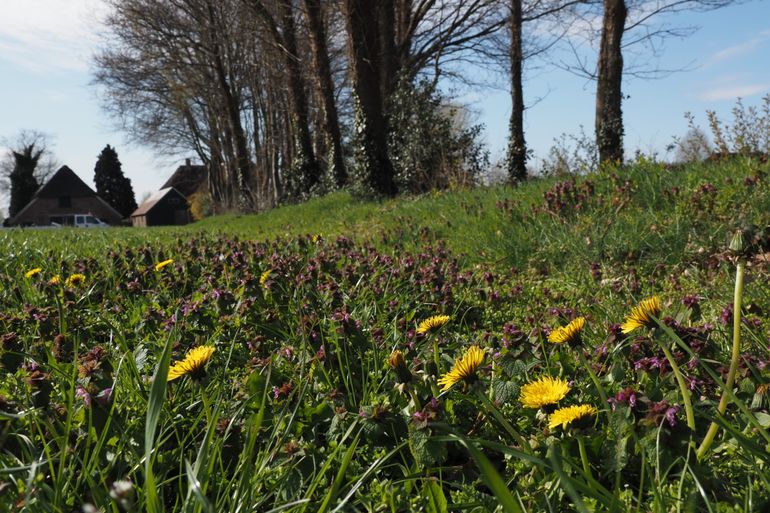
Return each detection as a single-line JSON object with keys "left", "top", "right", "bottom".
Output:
{"left": 131, "top": 187, "right": 187, "bottom": 217}
{"left": 36, "top": 165, "right": 97, "bottom": 198}
{"left": 9, "top": 165, "right": 123, "bottom": 224}
{"left": 161, "top": 163, "right": 207, "bottom": 197}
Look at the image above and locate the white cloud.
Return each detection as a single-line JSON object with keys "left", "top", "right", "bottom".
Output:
{"left": 0, "top": 0, "right": 108, "bottom": 72}
{"left": 699, "top": 83, "right": 770, "bottom": 102}
{"left": 708, "top": 30, "right": 770, "bottom": 64}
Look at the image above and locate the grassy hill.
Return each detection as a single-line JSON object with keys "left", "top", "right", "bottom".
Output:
{"left": 6, "top": 156, "right": 769, "bottom": 276}
{"left": 1, "top": 156, "right": 770, "bottom": 512}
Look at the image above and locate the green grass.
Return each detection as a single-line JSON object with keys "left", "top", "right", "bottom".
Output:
{"left": 190, "top": 157, "right": 770, "bottom": 269}
{"left": 1, "top": 156, "right": 770, "bottom": 512}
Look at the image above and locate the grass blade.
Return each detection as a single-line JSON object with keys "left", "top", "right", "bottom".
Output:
{"left": 144, "top": 331, "right": 174, "bottom": 513}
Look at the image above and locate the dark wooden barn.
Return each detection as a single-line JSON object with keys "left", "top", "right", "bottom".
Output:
{"left": 130, "top": 187, "right": 191, "bottom": 227}
{"left": 9, "top": 165, "right": 123, "bottom": 226}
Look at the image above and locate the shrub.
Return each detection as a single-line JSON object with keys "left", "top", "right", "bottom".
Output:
{"left": 705, "top": 95, "right": 770, "bottom": 156}
{"left": 189, "top": 189, "right": 212, "bottom": 221}
{"left": 387, "top": 78, "right": 489, "bottom": 193}
{"left": 539, "top": 125, "right": 599, "bottom": 176}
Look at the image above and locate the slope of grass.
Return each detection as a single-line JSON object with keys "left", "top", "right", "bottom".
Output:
{"left": 196, "top": 156, "right": 770, "bottom": 271}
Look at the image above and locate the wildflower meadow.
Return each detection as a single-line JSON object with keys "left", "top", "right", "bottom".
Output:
{"left": 2, "top": 158, "right": 770, "bottom": 512}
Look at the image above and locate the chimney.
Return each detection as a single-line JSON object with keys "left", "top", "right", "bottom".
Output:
{"left": 185, "top": 158, "right": 191, "bottom": 167}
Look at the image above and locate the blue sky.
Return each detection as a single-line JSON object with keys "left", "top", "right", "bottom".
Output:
{"left": 1, "top": 0, "right": 769, "bottom": 213}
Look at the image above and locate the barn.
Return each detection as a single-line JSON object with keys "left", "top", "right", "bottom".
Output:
{"left": 130, "top": 187, "right": 191, "bottom": 227}
{"left": 161, "top": 159, "right": 208, "bottom": 199}
{"left": 9, "top": 165, "right": 123, "bottom": 226}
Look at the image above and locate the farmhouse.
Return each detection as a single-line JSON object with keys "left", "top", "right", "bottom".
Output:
{"left": 9, "top": 165, "right": 123, "bottom": 226}
{"left": 130, "top": 187, "right": 190, "bottom": 227}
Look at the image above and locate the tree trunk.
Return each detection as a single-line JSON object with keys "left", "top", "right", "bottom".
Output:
{"left": 506, "top": 0, "right": 527, "bottom": 183}
{"left": 379, "top": 0, "right": 398, "bottom": 100}
{"left": 279, "top": 0, "right": 321, "bottom": 192}
{"left": 206, "top": 0, "right": 254, "bottom": 210}
{"left": 302, "top": 0, "right": 347, "bottom": 187}
{"left": 596, "top": 0, "right": 627, "bottom": 165}
{"left": 345, "top": 0, "right": 397, "bottom": 197}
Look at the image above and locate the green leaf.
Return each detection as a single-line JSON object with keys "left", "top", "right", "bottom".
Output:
{"left": 409, "top": 429, "right": 446, "bottom": 468}
{"left": 755, "top": 412, "right": 770, "bottom": 428}
{"left": 493, "top": 379, "right": 519, "bottom": 403}
{"left": 144, "top": 332, "right": 174, "bottom": 513}
{"left": 458, "top": 438, "right": 523, "bottom": 513}
{"left": 422, "top": 479, "right": 448, "bottom": 513}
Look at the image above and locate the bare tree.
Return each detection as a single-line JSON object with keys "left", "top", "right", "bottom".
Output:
{"left": 93, "top": 0, "right": 513, "bottom": 204}
{"left": 596, "top": 0, "right": 627, "bottom": 164}
{"left": 492, "top": 1, "right": 587, "bottom": 183}
{"left": 562, "top": 0, "right": 742, "bottom": 164}
{"left": 245, "top": 0, "right": 323, "bottom": 195}
{"left": 507, "top": 0, "right": 527, "bottom": 182}
{"left": 95, "top": 0, "right": 262, "bottom": 210}
{"left": 302, "top": 0, "right": 347, "bottom": 187}
{"left": 344, "top": 0, "right": 397, "bottom": 196}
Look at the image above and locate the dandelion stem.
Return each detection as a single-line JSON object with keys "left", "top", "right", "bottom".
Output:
{"left": 658, "top": 342, "right": 696, "bottom": 433}
{"left": 636, "top": 446, "right": 646, "bottom": 513}
{"left": 475, "top": 390, "right": 528, "bottom": 452}
{"left": 433, "top": 338, "right": 441, "bottom": 375}
{"left": 200, "top": 384, "right": 213, "bottom": 426}
{"left": 577, "top": 436, "right": 593, "bottom": 481}
{"left": 697, "top": 259, "right": 745, "bottom": 459}
{"left": 576, "top": 351, "right": 608, "bottom": 405}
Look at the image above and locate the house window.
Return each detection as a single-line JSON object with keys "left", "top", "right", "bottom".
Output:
{"left": 59, "top": 196, "right": 72, "bottom": 208}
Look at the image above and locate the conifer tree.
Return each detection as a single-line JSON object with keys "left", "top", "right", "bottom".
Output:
{"left": 93, "top": 145, "right": 137, "bottom": 217}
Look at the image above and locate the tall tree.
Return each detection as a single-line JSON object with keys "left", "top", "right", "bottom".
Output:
{"left": 93, "top": 145, "right": 138, "bottom": 218}
{"left": 503, "top": 0, "right": 586, "bottom": 183}
{"left": 506, "top": 0, "right": 527, "bottom": 183}
{"left": 563, "top": 0, "right": 741, "bottom": 165}
{"left": 245, "top": 0, "right": 322, "bottom": 195}
{"left": 595, "top": 0, "right": 627, "bottom": 164}
{"left": 302, "top": 0, "right": 347, "bottom": 187}
{"left": 344, "top": 0, "right": 397, "bottom": 196}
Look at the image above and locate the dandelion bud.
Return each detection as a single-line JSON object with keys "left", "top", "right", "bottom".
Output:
{"left": 729, "top": 230, "right": 744, "bottom": 254}
{"left": 387, "top": 350, "right": 412, "bottom": 384}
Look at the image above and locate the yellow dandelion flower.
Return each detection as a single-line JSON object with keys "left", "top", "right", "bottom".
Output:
{"left": 154, "top": 259, "right": 174, "bottom": 271}
{"left": 548, "top": 404, "right": 598, "bottom": 430}
{"left": 548, "top": 317, "right": 586, "bottom": 344}
{"left": 416, "top": 315, "right": 451, "bottom": 335}
{"left": 259, "top": 269, "right": 272, "bottom": 286}
{"left": 520, "top": 376, "right": 570, "bottom": 408}
{"left": 437, "top": 345, "right": 485, "bottom": 392}
{"left": 49, "top": 275, "right": 61, "bottom": 285}
{"left": 167, "top": 345, "right": 216, "bottom": 382}
{"left": 621, "top": 296, "right": 661, "bottom": 334}
{"left": 65, "top": 274, "right": 86, "bottom": 287}
{"left": 25, "top": 268, "right": 42, "bottom": 278}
